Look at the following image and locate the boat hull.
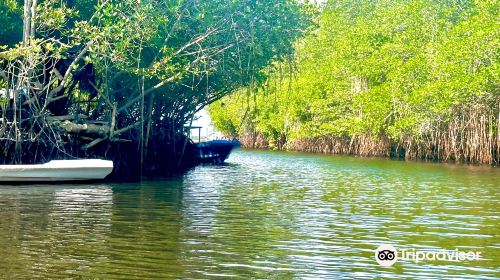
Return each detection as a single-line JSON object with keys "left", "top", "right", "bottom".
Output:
{"left": 0, "top": 159, "right": 114, "bottom": 182}
{"left": 195, "top": 140, "right": 240, "bottom": 164}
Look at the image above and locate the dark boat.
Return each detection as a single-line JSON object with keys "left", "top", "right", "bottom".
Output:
{"left": 195, "top": 140, "right": 241, "bottom": 164}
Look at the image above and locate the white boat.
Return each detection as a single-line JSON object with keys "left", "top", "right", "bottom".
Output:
{"left": 0, "top": 159, "right": 113, "bottom": 182}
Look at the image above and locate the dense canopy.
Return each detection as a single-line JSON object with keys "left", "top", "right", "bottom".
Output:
{"left": 210, "top": 0, "right": 499, "bottom": 164}
{"left": 0, "top": 0, "right": 309, "bottom": 177}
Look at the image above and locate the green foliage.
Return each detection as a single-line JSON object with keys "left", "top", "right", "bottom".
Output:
{"left": 211, "top": 0, "right": 499, "bottom": 148}
{"left": 0, "top": 0, "right": 23, "bottom": 46}
{"left": 209, "top": 89, "right": 249, "bottom": 137}
{"left": 1, "top": 0, "right": 309, "bottom": 132}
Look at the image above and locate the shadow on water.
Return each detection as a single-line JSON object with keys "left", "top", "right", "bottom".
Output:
{"left": 0, "top": 149, "right": 499, "bottom": 279}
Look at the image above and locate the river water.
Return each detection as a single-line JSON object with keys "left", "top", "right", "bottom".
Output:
{"left": 0, "top": 149, "right": 498, "bottom": 279}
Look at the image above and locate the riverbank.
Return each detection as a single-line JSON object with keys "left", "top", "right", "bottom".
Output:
{"left": 237, "top": 133, "right": 500, "bottom": 166}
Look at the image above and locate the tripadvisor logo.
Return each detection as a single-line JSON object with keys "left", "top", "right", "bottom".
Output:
{"left": 375, "top": 244, "right": 397, "bottom": 266}
{"left": 374, "top": 244, "right": 482, "bottom": 266}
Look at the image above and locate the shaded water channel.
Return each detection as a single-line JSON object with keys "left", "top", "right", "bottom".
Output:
{"left": 0, "top": 149, "right": 499, "bottom": 279}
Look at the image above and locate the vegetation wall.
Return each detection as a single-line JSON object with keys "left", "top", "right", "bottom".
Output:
{"left": 210, "top": 0, "right": 499, "bottom": 164}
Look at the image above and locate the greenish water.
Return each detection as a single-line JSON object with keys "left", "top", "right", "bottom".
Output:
{"left": 0, "top": 149, "right": 499, "bottom": 279}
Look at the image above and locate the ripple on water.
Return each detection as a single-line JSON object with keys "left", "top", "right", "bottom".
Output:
{"left": 0, "top": 150, "right": 499, "bottom": 279}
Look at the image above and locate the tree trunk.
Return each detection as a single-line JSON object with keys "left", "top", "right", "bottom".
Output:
{"left": 22, "top": 0, "right": 32, "bottom": 46}
{"left": 30, "top": 0, "right": 37, "bottom": 38}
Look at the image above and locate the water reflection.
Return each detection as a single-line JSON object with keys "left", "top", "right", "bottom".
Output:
{"left": 0, "top": 150, "right": 499, "bottom": 279}
{"left": 0, "top": 185, "right": 112, "bottom": 278}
